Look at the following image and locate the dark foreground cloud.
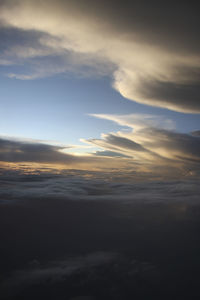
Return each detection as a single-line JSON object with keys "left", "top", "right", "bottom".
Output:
{"left": 0, "top": 0, "right": 200, "bottom": 112}
{"left": 0, "top": 168, "right": 200, "bottom": 299}
{"left": 0, "top": 252, "right": 158, "bottom": 299}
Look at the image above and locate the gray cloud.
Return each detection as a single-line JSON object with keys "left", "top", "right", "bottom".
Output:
{"left": 0, "top": 0, "right": 200, "bottom": 112}
{"left": 0, "top": 138, "right": 77, "bottom": 164}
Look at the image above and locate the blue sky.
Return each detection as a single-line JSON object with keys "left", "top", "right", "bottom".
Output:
{"left": 0, "top": 0, "right": 200, "bottom": 178}
{"left": 1, "top": 73, "right": 200, "bottom": 146}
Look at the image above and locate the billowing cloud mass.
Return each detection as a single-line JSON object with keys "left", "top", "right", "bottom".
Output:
{"left": 0, "top": 0, "right": 200, "bottom": 112}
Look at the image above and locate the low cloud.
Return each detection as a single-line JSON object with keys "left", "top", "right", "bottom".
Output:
{"left": 0, "top": 1, "right": 200, "bottom": 112}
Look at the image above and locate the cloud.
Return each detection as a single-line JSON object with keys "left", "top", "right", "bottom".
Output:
{"left": 191, "top": 130, "right": 200, "bottom": 137}
{"left": 1, "top": 110, "right": 200, "bottom": 180}
{"left": 0, "top": 252, "right": 118, "bottom": 298}
{"left": 0, "top": 0, "right": 200, "bottom": 112}
{"left": 86, "top": 114, "right": 200, "bottom": 176}
{"left": 0, "top": 137, "right": 77, "bottom": 164}
{"left": 0, "top": 251, "right": 160, "bottom": 299}
{"left": 90, "top": 113, "right": 175, "bottom": 131}
{"left": 0, "top": 170, "right": 199, "bottom": 300}
{"left": 114, "top": 70, "right": 200, "bottom": 113}
{"left": 87, "top": 133, "right": 160, "bottom": 162}
{"left": 90, "top": 134, "right": 147, "bottom": 153}
{"left": 0, "top": 168, "right": 200, "bottom": 205}
{"left": 93, "top": 150, "right": 131, "bottom": 158}
{"left": 0, "top": 136, "right": 136, "bottom": 173}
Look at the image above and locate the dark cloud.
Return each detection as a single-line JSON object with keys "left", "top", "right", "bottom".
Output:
{"left": 87, "top": 1, "right": 200, "bottom": 55}
{"left": 0, "top": 165, "right": 200, "bottom": 299}
{"left": 58, "top": 0, "right": 200, "bottom": 54}
{"left": 0, "top": 175, "right": 200, "bottom": 299}
{"left": 0, "top": 251, "right": 159, "bottom": 299}
{"left": 0, "top": 252, "right": 117, "bottom": 297}
{"left": 0, "top": 138, "right": 77, "bottom": 164}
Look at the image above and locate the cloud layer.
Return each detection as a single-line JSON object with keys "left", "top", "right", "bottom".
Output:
{"left": 1, "top": 111, "right": 200, "bottom": 180}
{"left": 1, "top": 166, "right": 200, "bottom": 205}
{"left": 0, "top": 0, "right": 200, "bottom": 112}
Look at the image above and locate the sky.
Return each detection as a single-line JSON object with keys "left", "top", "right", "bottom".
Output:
{"left": 0, "top": 0, "right": 200, "bottom": 179}
{"left": 1, "top": 2, "right": 200, "bottom": 299}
